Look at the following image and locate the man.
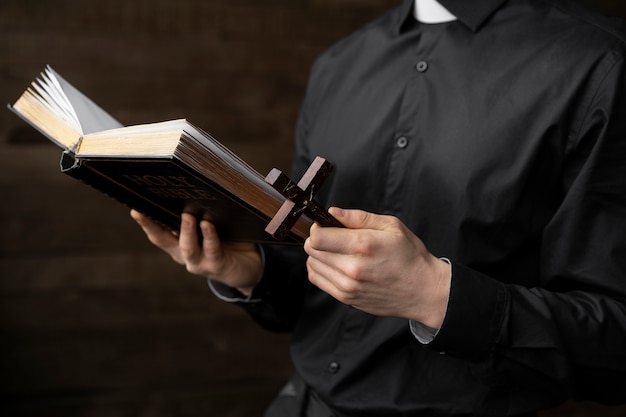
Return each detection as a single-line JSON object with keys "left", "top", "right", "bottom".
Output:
{"left": 131, "top": 0, "right": 626, "bottom": 415}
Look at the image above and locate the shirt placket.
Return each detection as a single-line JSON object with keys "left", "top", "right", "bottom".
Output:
{"left": 382, "top": 33, "right": 431, "bottom": 218}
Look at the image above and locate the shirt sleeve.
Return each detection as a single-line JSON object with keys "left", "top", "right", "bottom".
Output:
{"left": 207, "top": 279, "right": 260, "bottom": 303}
{"left": 425, "top": 51, "right": 626, "bottom": 405}
{"left": 208, "top": 243, "right": 310, "bottom": 333}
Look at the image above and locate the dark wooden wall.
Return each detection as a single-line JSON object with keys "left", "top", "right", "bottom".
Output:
{"left": 1, "top": 1, "right": 626, "bottom": 416}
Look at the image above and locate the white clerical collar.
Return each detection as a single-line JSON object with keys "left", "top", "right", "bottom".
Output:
{"left": 413, "top": 0, "right": 457, "bottom": 23}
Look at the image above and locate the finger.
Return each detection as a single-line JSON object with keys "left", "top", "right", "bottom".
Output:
{"left": 309, "top": 209, "right": 405, "bottom": 255}
{"left": 306, "top": 231, "right": 371, "bottom": 284}
{"left": 307, "top": 256, "right": 360, "bottom": 305}
{"left": 307, "top": 255, "right": 340, "bottom": 293}
{"left": 307, "top": 222, "right": 379, "bottom": 256}
{"left": 178, "top": 212, "right": 202, "bottom": 263}
{"left": 328, "top": 207, "right": 397, "bottom": 231}
{"left": 130, "top": 209, "right": 179, "bottom": 249}
{"left": 199, "top": 219, "right": 224, "bottom": 263}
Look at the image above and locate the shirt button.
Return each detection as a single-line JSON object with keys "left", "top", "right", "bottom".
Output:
{"left": 328, "top": 362, "right": 340, "bottom": 374}
{"left": 396, "top": 136, "right": 408, "bottom": 149}
{"left": 416, "top": 60, "right": 428, "bottom": 72}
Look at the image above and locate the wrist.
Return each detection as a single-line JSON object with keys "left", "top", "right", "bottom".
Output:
{"left": 418, "top": 257, "right": 452, "bottom": 329}
{"left": 232, "top": 244, "right": 264, "bottom": 296}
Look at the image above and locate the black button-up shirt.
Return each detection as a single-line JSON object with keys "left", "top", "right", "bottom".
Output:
{"left": 240, "top": 0, "right": 626, "bottom": 415}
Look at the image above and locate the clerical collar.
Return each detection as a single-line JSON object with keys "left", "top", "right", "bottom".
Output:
{"left": 398, "top": 0, "right": 508, "bottom": 32}
{"left": 414, "top": 0, "right": 457, "bottom": 24}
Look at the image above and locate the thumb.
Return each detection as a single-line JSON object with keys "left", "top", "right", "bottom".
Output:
{"left": 328, "top": 207, "right": 392, "bottom": 231}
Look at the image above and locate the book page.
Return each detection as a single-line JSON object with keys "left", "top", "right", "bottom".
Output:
{"left": 10, "top": 66, "right": 124, "bottom": 149}
{"left": 79, "top": 119, "right": 184, "bottom": 157}
{"left": 9, "top": 90, "right": 83, "bottom": 149}
{"left": 48, "top": 67, "right": 123, "bottom": 134}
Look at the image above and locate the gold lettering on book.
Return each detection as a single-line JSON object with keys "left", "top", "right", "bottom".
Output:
{"left": 122, "top": 174, "right": 217, "bottom": 201}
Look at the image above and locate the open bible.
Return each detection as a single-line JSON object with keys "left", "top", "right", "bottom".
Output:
{"left": 8, "top": 66, "right": 313, "bottom": 244}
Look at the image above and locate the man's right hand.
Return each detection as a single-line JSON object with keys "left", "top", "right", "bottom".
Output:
{"left": 130, "top": 210, "right": 263, "bottom": 296}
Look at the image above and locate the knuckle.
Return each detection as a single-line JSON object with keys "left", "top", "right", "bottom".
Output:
{"left": 202, "top": 243, "right": 221, "bottom": 259}
{"left": 342, "top": 262, "right": 362, "bottom": 281}
{"left": 355, "top": 210, "right": 369, "bottom": 224}
{"left": 338, "top": 270, "right": 362, "bottom": 293}
{"left": 351, "top": 234, "right": 375, "bottom": 257}
{"left": 179, "top": 245, "right": 197, "bottom": 261}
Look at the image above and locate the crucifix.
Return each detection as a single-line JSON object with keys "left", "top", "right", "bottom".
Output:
{"left": 265, "top": 156, "right": 344, "bottom": 241}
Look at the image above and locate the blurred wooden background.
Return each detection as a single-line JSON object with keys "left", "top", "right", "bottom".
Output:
{"left": 1, "top": 1, "right": 626, "bottom": 416}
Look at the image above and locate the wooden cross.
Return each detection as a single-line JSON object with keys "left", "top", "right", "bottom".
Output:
{"left": 265, "top": 156, "right": 343, "bottom": 241}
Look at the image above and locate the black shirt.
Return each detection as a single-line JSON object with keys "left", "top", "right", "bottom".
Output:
{"left": 239, "top": 0, "right": 626, "bottom": 415}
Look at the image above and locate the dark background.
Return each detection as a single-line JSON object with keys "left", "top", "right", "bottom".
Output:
{"left": 1, "top": 1, "right": 626, "bottom": 416}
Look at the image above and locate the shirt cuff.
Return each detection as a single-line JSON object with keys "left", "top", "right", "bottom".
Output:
{"left": 207, "top": 279, "right": 261, "bottom": 303}
{"left": 409, "top": 320, "right": 440, "bottom": 344}
{"left": 425, "top": 260, "right": 507, "bottom": 360}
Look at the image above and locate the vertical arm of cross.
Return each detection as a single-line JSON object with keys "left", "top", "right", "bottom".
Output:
{"left": 265, "top": 156, "right": 343, "bottom": 241}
